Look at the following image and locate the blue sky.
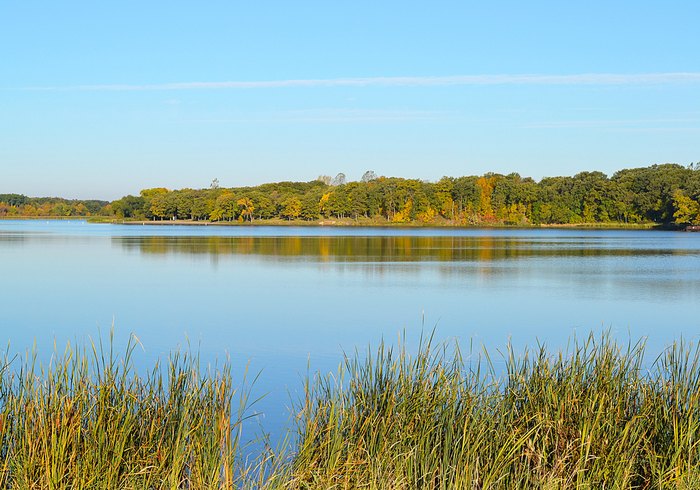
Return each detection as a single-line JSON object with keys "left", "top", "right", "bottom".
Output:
{"left": 1, "top": 1, "right": 699, "bottom": 199}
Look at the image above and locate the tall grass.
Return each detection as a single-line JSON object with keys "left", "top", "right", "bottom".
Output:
{"left": 0, "top": 333, "right": 269, "bottom": 489}
{"left": 287, "top": 333, "right": 700, "bottom": 489}
{"left": 3, "top": 332, "right": 700, "bottom": 488}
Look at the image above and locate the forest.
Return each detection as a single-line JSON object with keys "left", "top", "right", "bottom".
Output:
{"left": 2, "top": 163, "right": 699, "bottom": 226}
{"left": 0, "top": 194, "right": 107, "bottom": 218}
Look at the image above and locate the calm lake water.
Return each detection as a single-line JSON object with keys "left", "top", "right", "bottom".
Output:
{"left": 1, "top": 220, "right": 699, "bottom": 439}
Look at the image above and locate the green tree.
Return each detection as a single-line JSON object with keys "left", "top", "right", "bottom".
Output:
{"left": 435, "top": 177, "right": 455, "bottom": 220}
{"left": 300, "top": 190, "right": 323, "bottom": 220}
{"left": 211, "top": 192, "right": 237, "bottom": 221}
{"left": 0, "top": 194, "right": 28, "bottom": 206}
{"left": 346, "top": 182, "right": 369, "bottom": 219}
{"left": 112, "top": 195, "right": 146, "bottom": 219}
{"left": 191, "top": 194, "right": 214, "bottom": 220}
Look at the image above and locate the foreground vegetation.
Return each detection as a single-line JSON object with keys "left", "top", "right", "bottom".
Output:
{"left": 4, "top": 332, "right": 700, "bottom": 488}
{"left": 0, "top": 336, "right": 268, "bottom": 489}
{"left": 2, "top": 162, "right": 700, "bottom": 227}
{"left": 292, "top": 334, "right": 700, "bottom": 489}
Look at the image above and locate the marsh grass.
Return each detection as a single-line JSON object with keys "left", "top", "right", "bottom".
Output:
{"left": 3, "top": 332, "right": 700, "bottom": 489}
{"left": 287, "top": 333, "right": 700, "bottom": 489}
{"left": 0, "top": 333, "right": 274, "bottom": 489}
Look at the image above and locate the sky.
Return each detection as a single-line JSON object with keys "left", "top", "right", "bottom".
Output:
{"left": 1, "top": 1, "right": 699, "bottom": 200}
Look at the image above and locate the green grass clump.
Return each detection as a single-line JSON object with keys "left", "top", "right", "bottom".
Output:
{"left": 286, "top": 333, "right": 700, "bottom": 489}
{"left": 4, "top": 332, "right": 700, "bottom": 489}
{"left": 0, "top": 334, "right": 268, "bottom": 489}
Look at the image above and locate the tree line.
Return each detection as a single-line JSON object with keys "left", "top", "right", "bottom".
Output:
{"left": 0, "top": 194, "right": 107, "bottom": 218}
{"left": 107, "top": 164, "right": 700, "bottom": 226}
{"left": 2, "top": 163, "right": 699, "bottom": 226}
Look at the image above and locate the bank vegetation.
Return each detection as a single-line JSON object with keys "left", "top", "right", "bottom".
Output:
{"left": 3, "top": 333, "right": 700, "bottom": 488}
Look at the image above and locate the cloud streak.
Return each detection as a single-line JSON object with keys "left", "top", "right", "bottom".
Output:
{"left": 17, "top": 72, "right": 700, "bottom": 92}
{"left": 525, "top": 117, "right": 700, "bottom": 129}
{"left": 184, "top": 109, "right": 453, "bottom": 124}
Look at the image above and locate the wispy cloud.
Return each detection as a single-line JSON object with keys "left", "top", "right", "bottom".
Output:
{"left": 525, "top": 117, "right": 700, "bottom": 129}
{"left": 16, "top": 73, "right": 700, "bottom": 92}
{"left": 184, "top": 109, "right": 453, "bottom": 124}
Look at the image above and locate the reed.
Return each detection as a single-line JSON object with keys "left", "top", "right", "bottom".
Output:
{"left": 0, "top": 333, "right": 269, "bottom": 489}
{"left": 285, "top": 333, "right": 700, "bottom": 489}
{"left": 4, "top": 332, "right": 700, "bottom": 488}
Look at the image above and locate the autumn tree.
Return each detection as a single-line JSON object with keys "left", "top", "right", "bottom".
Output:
{"left": 673, "top": 190, "right": 700, "bottom": 225}
{"left": 476, "top": 175, "right": 497, "bottom": 221}
{"left": 237, "top": 197, "right": 255, "bottom": 222}
{"left": 281, "top": 197, "right": 302, "bottom": 220}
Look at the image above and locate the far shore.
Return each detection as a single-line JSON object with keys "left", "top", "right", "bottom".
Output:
{"left": 94, "top": 217, "right": 664, "bottom": 230}
{"left": 0, "top": 215, "right": 672, "bottom": 230}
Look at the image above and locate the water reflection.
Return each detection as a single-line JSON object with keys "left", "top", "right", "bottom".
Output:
{"left": 114, "top": 235, "right": 697, "bottom": 263}
{"left": 108, "top": 235, "right": 700, "bottom": 301}
{"left": 0, "top": 234, "right": 27, "bottom": 246}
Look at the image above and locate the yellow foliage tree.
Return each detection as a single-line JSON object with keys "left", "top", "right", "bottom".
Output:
{"left": 476, "top": 176, "right": 496, "bottom": 220}
{"left": 417, "top": 206, "right": 437, "bottom": 223}
{"left": 392, "top": 198, "right": 413, "bottom": 223}
{"left": 673, "top": 190, "right": 700, "bottom": 225}
{"left": 282, "top": 197, "right": 302, "bottom": 220}
{"left": 319, "top": 193, "right": 331, "bottom": 217}
{"left": 237, "top": 197, "right": 255, "bottom": 222}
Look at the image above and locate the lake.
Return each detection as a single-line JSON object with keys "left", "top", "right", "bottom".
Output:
{"left": 1, "top": 219, "right": 699, "bottom": 440}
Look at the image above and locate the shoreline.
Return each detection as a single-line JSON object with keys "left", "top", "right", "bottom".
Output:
{"left": 99, "top": 218, "right": 663, "bottom": 230}
{"left": 0, "top": 216, "right": 668, "bottom": 230}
